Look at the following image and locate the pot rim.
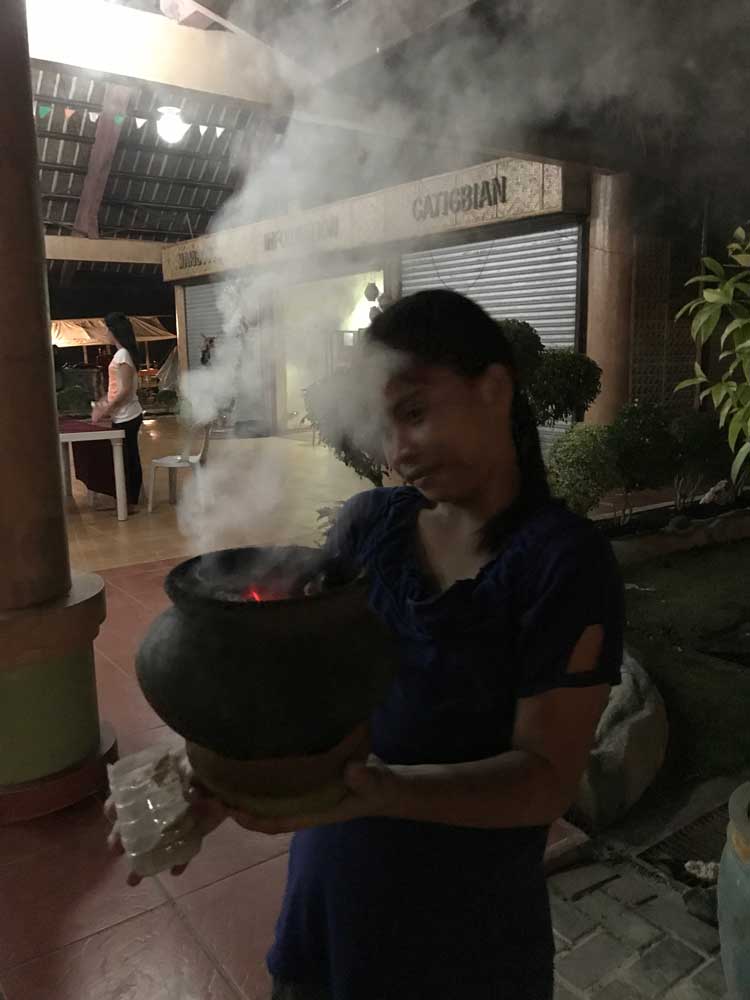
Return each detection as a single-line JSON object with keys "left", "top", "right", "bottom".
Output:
{"left": 164, "top": 544, "right": 365, "bottom": 614}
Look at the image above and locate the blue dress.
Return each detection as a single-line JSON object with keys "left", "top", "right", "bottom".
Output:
{"left": 267, "top": 487, "right": 624, "bottom": 1000}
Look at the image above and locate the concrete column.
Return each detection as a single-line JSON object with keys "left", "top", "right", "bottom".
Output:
{"left": 584, "top": 173, "right": 635, "bottom": 425}
{"left": 383, "top": 257, "right": 402, "bottom": 303}
{"left": 0, "top": 0, "right": 114, "bottom": 823}
{"left": 0, "top": 0, "right": 70, "bottom": 609}
{"left": 259, "top": 294, "right": 279, "bottom": 435}
{"left": 174, "top": 284, "right": 189, "bottom": 374}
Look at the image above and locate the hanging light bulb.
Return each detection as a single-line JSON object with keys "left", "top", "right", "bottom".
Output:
{"left": 156, "top": 106, "right": 190, "bottom": 144}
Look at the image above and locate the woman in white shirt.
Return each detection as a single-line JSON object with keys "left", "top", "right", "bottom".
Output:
{"left": 92, "top": 313, "right": 144, "bottom": 512}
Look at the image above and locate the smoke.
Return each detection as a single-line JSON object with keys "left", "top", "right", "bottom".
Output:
{"left": 177, "top": 0, "right": 743, "bottom": 549}
{"left": 255, "top": 0, "right": 744, "bottom": 172}
{"left": 177, "top": 435, "right": 286, "bottom": 555}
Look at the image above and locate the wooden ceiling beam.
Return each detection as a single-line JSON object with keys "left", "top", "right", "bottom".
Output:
{"left": 43, "top": 191, "right": 214, "bottom": 216}
{"left": 51, "top": 220, "right": 192, "bottom": 239}
{"left": 37, "top": 130, "right": 233, "bottom": 165}
{"left": 45, "top": 235, "right": 164, "bottom": 264}
{"left": 159, "top": 0, "right": 254, "bottom": 36}
{"left": 38, "top": 161, "right": 234, "bottom": 193}
{"left": 70, "top": 84, "right": 133, "bottom": 240}
{"left": 26, "top": 0, "right": 309, "bottom": 103}
{"left": 160, "top": 0, "right": 215, "bottom": 30}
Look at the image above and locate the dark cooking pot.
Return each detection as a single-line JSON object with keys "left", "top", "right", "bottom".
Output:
{"left": 135, "top": 546, "right": 396, "bottom": 814}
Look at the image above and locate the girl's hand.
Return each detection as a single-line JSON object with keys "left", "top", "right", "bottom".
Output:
{"left": 105, "top": 725, "right": 390, "bottom": 882}
{"left": 91, "top": 399, "right": 109, "bottom": 424}
{"left": 105, "top": 765, "right": 230, "bottom": 886}
{"left": 226, "top": 754, "right": 401, "bottom": 835}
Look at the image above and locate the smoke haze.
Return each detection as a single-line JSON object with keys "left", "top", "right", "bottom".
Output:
{"left": 177, "top": 0, "right": 743, "bottom": 547}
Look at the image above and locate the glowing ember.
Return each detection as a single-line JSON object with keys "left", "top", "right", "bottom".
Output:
{"left": 239, "top": 584, "right": 286, "bottom": 602}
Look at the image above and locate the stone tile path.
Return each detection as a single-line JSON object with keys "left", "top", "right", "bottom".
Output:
{"left": 551, "top": 864, "right": 726, "bottom": 999}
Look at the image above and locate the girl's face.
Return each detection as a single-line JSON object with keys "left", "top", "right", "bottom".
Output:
{"left": 382, "top": 363, "right": 516, "bottom": 504}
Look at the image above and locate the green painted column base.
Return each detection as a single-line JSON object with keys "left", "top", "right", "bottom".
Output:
{"left": 0, "top": 646, "right": 100, "bottom": 785}
{"left": 0, "top": 572, "right": 108, "bottom": 788}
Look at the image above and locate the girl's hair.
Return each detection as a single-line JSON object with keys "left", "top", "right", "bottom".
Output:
{"left": 366, "top": 289, "right": 552, "bottom": 551}
{"left": 105, "top": 312, "right": 142, "bottom": 368}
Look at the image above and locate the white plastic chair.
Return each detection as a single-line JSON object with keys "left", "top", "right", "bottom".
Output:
{"left": 147, "top": 424, "right": 212, "bottom": 513}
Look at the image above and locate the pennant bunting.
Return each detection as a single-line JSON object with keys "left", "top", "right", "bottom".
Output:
{"left": 215, "top": 126, "right": 225, "bottom": 138}
{"left": 88, "top": 111, "right": 100, "bottom": 124}
{"left": 38, "top": 104, "right": 52, "bottom": 120}
{"left": 135, "top": 117, "right": 147, "bottom": 129}
{"left": 113, "top": 113, "right": 126, "bottom": 126}
{"left": 198, "top": 124, "right": 208, "bottom": 136}
{"left": 64, "top": 107, "right": 75, "bottom": 121}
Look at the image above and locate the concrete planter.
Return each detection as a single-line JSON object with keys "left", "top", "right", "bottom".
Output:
{"left": 575, "top": 651, "right": 669, "bottom": 832}
{"left": 612, "top": 509, "right": 750, "bottom": 567}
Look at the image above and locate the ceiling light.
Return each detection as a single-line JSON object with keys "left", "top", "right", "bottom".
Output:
{"left": 156, "top": 106, "right": 190, "bottom": 144}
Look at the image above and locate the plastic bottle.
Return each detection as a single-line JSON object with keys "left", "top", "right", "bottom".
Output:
{"left": 107, "top": 745, "right": 203, "bottom": 878}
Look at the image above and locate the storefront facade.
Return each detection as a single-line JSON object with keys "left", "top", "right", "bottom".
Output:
{"left": 162, "top": 155, "right": 694, "bottom": 435}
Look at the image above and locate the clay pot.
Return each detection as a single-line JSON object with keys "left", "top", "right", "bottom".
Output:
{"left": 135, "top": 546, "right": 395, "bottom": 815}
{"left": 186, "top": 724, "right": 372, "bottom": 817}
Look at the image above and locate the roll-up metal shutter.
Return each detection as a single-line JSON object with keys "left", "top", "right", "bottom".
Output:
{"left": 185, "top": 283, "right": 226, "bottom": 369}
{"left": 183, "top": 281, "right": 271, "bottom": 431}
{"left": 401, "top": 226, "right": 581, "bottom": 350}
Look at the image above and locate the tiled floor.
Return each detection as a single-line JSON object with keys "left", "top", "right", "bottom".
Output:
{"left": 66, "top": 418, "right": 368, "bottom": 574}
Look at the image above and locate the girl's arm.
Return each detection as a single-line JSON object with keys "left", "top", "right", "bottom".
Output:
{"left": 228, "top": 624, "right": 612, "bottom": 835}
{"left": 112, "top": 675, "right": 609, "bottom": 869}
{"left": 384, "top": 679, "right": 609, "bottom": 829}
{"left": 385, "top": 623, "right": 609, "bottom": 827}
{"left": 94, "top": 363, "right": 134, "bottom": 420}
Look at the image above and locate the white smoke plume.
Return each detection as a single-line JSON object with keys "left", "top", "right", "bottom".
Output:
{"left": 177, "top": 0, "right": 740, "bottom": 549}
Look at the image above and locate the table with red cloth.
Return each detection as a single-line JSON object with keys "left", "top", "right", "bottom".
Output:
{"left": 58, "top": 417, "right": 117, "bottom": 497}
{"left": 58, "top": 417, "right": 128, "bottom": 521}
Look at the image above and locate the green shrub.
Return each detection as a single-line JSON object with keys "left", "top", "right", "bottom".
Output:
{"left": 304, "top": 373, "right": 387, "bottom": 487}
{"left": 316, "top": 501, "right": 346, "bottom": 543}
{"left": 548, "top": 424, "right": 618, "bottom": 515}
{"left": 670, "top": 411, "right": 732, "bottom": 509}
{"left": 498, "top": 321, "right": 601, "bottom": 424}
{"left": 675, "top": 226, "right": 750, "bottom": 484}
{"left": 530, "top": 350, "right": 602, "bottom": 425}
{"left": 56, "top": 386, "right": 92, "bottom": 415}
{"left": 609, "top": 403, "right": 679, "bottom": 501}
{"left": 497, "top": 319, "right": 544, "bottom": 384}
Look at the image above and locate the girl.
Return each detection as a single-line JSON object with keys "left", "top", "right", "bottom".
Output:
{"left": 92, "top": 312, "right": 144, "bottom": 512}
{"left": 110, "top": 289, "right": 623, "bottom": 1000}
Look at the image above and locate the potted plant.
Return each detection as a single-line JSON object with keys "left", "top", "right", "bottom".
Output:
{"left": 676, "top": 227, "right": 750, "bottom": 489}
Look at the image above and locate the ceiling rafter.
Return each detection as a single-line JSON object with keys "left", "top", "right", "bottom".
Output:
{"left": 70, "top": 83, "right": 133, "bottom": 239}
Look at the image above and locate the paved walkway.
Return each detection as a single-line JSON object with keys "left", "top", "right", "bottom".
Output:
{"left": 551, "top": 862, "right": 725, "bottom": 999}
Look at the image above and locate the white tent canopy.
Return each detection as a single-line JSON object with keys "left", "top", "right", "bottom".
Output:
{"left": 51, "top": 315, "right": 176, "bottom": 349}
